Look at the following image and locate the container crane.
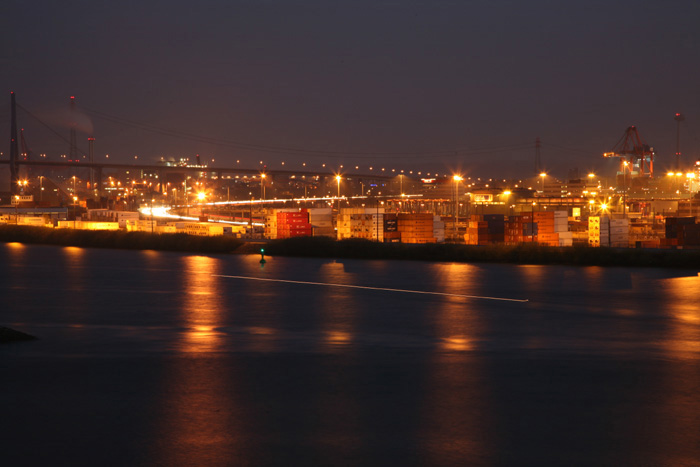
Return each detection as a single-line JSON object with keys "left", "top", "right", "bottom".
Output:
{"left": 603, "top": 126, "right": 654, "bottom": 178}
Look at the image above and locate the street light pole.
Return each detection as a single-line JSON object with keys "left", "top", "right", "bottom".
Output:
{"left": 539, "top": 172, "right": 546, "bottom": 195}
{"left": 453, "top": 175, "right": 463, "bottom": 242}
{"left": 73, "top": 196, "right": 78, "bottom": 229}
{"left": 622, "top": 161, "right": 629, "bottom": 218}
{"left": 336, "top": 175, "right": 342, "bottom": 212}
{"left": 249, "top": 193, "right": 254, "bottom": 235}
{"left": 184, "top": 178, "right": 189, "bottom": 216}
{"left": 260, "top": 173, "right": 266, "bottom": 202}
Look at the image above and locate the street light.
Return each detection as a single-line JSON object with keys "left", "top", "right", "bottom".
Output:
{"left": 587, "top": 172, "right": 598, "bottom": 190}
{"left": 73, "top": 196, "right": 78, "bottom": 229}
{"left": 688, "top": 173, "right": 697, "bottom": 217}
{"left": 453, "top": 175, "right": 463, "bottom": 241}
{"left": 150, "top": 198, "right": 155, "bottom": 233}
{"left": 539, "top": 172, "right": 547, "bottom": 195}
{"left": 335, "top": 175, "right": 342, "bottom": 211}
{"left": 502, "top": 190, "right": 512, "bottom": 215}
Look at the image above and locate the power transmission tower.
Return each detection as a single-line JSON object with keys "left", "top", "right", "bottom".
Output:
{"left": 674, "top": 112, "right": 685, "bottom": 170}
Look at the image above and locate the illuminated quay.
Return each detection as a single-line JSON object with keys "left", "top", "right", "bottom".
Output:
{"left": 2, "top": 154, "right": 700, "bottom": 248}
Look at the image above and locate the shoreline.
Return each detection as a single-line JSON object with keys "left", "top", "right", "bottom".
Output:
{"left": 1, "top": 225, "right": 699, "bottom": 269}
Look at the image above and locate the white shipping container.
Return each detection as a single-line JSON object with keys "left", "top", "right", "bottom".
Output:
{"left": 308, "top": 208, "right": 333, "bottom": 215}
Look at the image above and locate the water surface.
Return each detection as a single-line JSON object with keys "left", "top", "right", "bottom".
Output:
{"left": 2, "top": 243, "right": 699, "bottom": 465}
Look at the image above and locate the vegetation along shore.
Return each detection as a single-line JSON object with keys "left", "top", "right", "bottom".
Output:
{"left": 1, "top": 225, "right": 699, "bottom": 269}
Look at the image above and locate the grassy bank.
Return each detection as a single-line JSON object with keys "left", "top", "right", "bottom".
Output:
{"left": 2, "top": 225, "right": 699, "bottom": 268}
{"left": 264, "top": 236, "right": 700, "bottom": 269}
{"left": 0, "top": 225, "right": 244, "bottom": 254}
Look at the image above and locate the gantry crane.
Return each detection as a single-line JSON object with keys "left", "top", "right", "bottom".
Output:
{"left": 603, "top": 126, "right": 654, "bottom": 178}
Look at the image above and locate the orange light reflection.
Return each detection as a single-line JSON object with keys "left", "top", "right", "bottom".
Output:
{"left": 147, "top": 254, "right": 244, "bottom": 465}
{"left": 179, "top": 256, "right": 225, "bottom": 353}
{"left": 421, "top": 263, "right": 488, "bottom": 462}
{"left": 662, "top": 276, "right": 700, "bottom": 358}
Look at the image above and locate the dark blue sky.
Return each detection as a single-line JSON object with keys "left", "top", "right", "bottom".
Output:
{"left": 2, "top": 0, "right": 699, "bottom": 179}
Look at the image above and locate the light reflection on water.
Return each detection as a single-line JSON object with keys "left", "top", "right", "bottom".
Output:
{"left": 4, "top": 245, "right": 700, "bottom": 464}
{"left": 422, "top": 263, "right": 488, "bottom": 461}
{"left": 147, "top": 254, "right": 245, "bottom": 466}
{"left": 432, "top": 263, "right": 482, "bottom": 351}
{"left": 316, "top": 262, "right": 358, "bottom": 351}
{"left": 662, "top": 275, "right": 700, "bottom": 358}
{"left": 179, "top": 255, "right": 226, "bottom": 353}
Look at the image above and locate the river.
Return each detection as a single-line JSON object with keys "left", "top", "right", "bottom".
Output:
{"left": 1, "top": 243, "right": 699, "bottom": 465}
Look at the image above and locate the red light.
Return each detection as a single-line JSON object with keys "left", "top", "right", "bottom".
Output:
{"left": 70, "top": 96, "right": 75, "bottom": 99}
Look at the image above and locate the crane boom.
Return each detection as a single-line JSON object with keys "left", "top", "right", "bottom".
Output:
{"left": 603, "top": 126, "right": 654, "bottom": 178}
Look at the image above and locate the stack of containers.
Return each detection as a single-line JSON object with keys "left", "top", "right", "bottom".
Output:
{"left": 503, "top": 215, "right": 533, "bottom": 245}
{"left": 534, "top": 211, "right": 558, "bottom": 246}
{"left": 265, "top": 208, "right": 303, "bottom": 239}
{"left": 609, "top": 218, "right": 630, "bottom": 247}
{"left": 308, "top": 208, "right": 335, "bottom": 238}
{"left": 554, "top": 211, "right": 573, "bottom": 247}
{"left": 505, "top": 215, "right": 522, "bottom": 245}
{"left": 636, "top": 239, "right": 661, "bottom": 248}
{"left": 569, "top": 220, "right": 589, "bottom": 245}
{"left": 483, "top": 214, "right": 505, "bottom": 243}
{"left": 277, "top": 209, "right": 312, "bottom": 238}
{"left": 466, "top": 215, "right": 488, "bottom": 245}
{"left": 433, "top": 215, "right": 445, "bottom": 243}
{"left": 384, "top": 213, "right": 400, "bottom": 242}
{"left": 337, "top": 207, "right": 385, "bottom": 240}
{"left": 264, "top": 211, "right": 278, "bottom": 239}
{"left": 662, "top": 217, "right": 697, "bottom": 247}
{"left": 336, "top": 207, "right": 362, "bottom": 239}
{"left": 398, "top": 213, "right": 436, "bottom": 243}
{"left": 505, "top": 214, "right": 540, "bottom": 244}
{"left": 348, "top": 213, "right": 384, "bottom": 241}
{"left": 679, "top": 223, "right": 700, "bottom": 247}
{"left": 442, "top": 217, "right": 455, "bottom": 239}
{"left": 558, "top": 231, "right": 574, "bottom": 247}
{"left": 521, "top": 213, "right": 537, "bottom": 243}
{"left": 588, "top": 216, "right": 610, "bottom": 247}
{"left": 466, "top": 214, "right": 506, "bottom": 245}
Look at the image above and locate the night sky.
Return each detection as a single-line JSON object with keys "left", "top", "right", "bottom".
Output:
{"left": 2, "top": 0, "right": 700, "bottom": 180}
